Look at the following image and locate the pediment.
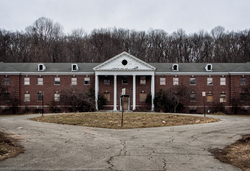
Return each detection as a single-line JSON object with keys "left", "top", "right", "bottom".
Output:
{"left": 93, "top": 52, "right": 156, "bottom": 71}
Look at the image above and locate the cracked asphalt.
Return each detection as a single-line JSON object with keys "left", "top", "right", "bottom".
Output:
{"left": 0, "top": 114, "right": 249, "bottom": 171}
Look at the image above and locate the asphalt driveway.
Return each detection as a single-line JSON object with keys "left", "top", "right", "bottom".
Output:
{"left": 0, "top": 114, "right": 249, "bottom": 171}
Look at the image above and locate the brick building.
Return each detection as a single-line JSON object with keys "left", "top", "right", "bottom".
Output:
{"left": 0, "top": 52, "right": 250, "bottom": 114}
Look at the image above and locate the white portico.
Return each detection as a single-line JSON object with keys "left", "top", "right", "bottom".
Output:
{"left": 93, "top": 52, "right": 156, "bottom": 111}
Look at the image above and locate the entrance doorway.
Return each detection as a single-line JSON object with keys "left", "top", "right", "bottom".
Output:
{"left": 120, "top": 95, "right": 130, "bottom": 111}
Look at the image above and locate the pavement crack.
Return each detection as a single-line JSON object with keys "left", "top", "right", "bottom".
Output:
{"left": 162, "top": 158, "right": 167, "bottom": 170}
{"left": 107, "top": 156, "right": 114, "bottom": 170}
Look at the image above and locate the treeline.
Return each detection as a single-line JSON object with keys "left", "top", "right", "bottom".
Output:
{"left": 1, "top": 17, "right": 250, "bottom": 63}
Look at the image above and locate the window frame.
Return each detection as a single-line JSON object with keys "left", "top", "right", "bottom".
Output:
{"left": 220, "top": 93, "right": 226, "bottom": 102}
{"left": 24, "top": 77, "right": 30, "bottom": 85}
{"left": 3, "top": 76, "right": 9, "bottom": 85}
{"left": 190, "top": 93, "right": 196, "bottom": 102}
{"left": 160, "top": 77, "right": 166, "bottom": 85}
{"left": 37, "top": 92, "right": 43, "bottom": 102}
{"left": 207, "top": 77, "right": 213, "bottom": 85}
{"left": 173, "top": 77, "right": 179, "bottom": 85}
{"left": 140, "top": 76, "right": 146, "bottom": 85}
{"left": 37, "top": 77, "right": 43, "bottom": 85}
{"left": 24, "top": 93, "right": 30, "bottom": 102}
{"left": 207, "top": 93, "right": 213, "bottom": 102}
{"left": 84, "top": 77, "right": 90, "bottom": 85}
{"left": 54, "top": 93, "right": 60, "bottom": 102}
{"left": 140, "top": 92, "right": 147, "bottom": 101}
{"left": 104, "top": 77, "right": 110, "bottom": 85}
{"left": 54, "top": 77, "right": 60, "bottom": 85}
{"left": 122, "top": 77, "right": 128, "bottom": 84}
{"left": 241, "top": 77, "right": 246, "bottom": 85}
{"left": 220, "top": 77, "right": 226, "bottom": 85}
{"left": 190, "top": 77, "right": 196, "bottom": 85}
{"left": 71, "top": 77, "right": 77, "bottom": 85}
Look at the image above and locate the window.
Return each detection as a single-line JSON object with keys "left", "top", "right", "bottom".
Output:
{"left": 140, "top": 92, "right": 147, "bottom": 101}
{"left": 54, "top": 93, "right": 60, "bottom": 102}
{"left": 84, "top": 77, "right": 90, "bottom": 85}
{"left": 122, "top": 77, "right": 128, "bottom": 84}
{"left": 240, "top": 93, "right": 247, "bottom": 102}
{"left": 55, "top": 77, "right": 60, "bottom": 85}
{"left": 71, "top": 64, "right": 78, "bottom": 71}
{"left": 207, "top": 77, "right": 213, "bottom": 85}
{"left": 160, "top": 77, "right": 166, "bottom": 85}
{"left": 140, "top": 76, "right": 146, "bottom": 84}
{"left": 37, "top": 92, "right": 43, "bottom": 102}
{"left": 173, "top": 77, "right": 179, "bottom": 85}
{"left": 207, "top": 93, "right": 213, "bottom": 102}
{"left": 172, "top": 64, "right": 179, "bottom": 71}
{"left": 3, "top": 76, "right": 9, "bottom": 85}
{"left": 3, "top": 93, "right": 10, "bottom": 102}
{"left": 190, "top": 78, "right": 196, "bottom": 85}
{"left": 104, "top": 92, "right": 110, "bottom": 101}
{"left": 241, "top": 77, "right": 246, "bottom": 85}
{"left": 24, "top": 77, "right": 30, "bottom": 85}
{"left": 104, "top": 77, "right": 110, "bottom": 84}
{"left": 220, "top": 78, "right": 226, "bottom": 85}
{"left": 205, "top": 64, "right": 212, "bottom": 71}
{"left": 24, "top": 93, "right": 30, "bottom": 102}
{"left": 220, "top": 93, "right": 226, "bottom": 102}
{"left": 71, "top": 77, "right": 77, "bottom": 85}
{"left": 38, "top": 78, "right": 43, "bottom": 85}
{"left": 38, "top": 64, "right": 46, "bottom": 71}
{"left": 190, "top": 93, "right": 196, "bottom": 102}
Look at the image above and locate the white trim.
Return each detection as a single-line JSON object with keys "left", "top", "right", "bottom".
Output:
{"left": 133, "top": 75, "right": 136, "bottom": 110}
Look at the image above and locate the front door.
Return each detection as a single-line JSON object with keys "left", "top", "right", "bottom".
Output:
{"left": 120, "top": 95, "right": 130, "bottom": 111}
{"left": 123, "top": 97, "right": 129, "bottom": 110}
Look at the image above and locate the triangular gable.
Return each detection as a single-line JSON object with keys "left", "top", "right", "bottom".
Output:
{"left": 93, "top": 52, "right": 156, "bottom": 71}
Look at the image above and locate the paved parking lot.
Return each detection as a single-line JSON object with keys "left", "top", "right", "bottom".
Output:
{"left": 0, "top": 114, "right": 249, "bottom": 171}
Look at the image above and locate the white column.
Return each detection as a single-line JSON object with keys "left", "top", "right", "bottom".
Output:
{"left": 151, "top": 75, "right": 155, "bottom": 111}
{"left": 95, "top": 75, "right": 99, "bottom": 110}
{"left": 113, "top": 75, "right": 117, "bottom": 111}
{"left": 133, "top": 75, "right": 136, "bottom": 110}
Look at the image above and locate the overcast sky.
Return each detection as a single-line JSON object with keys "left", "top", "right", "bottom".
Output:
{"left": 1, "top": 0, "right": 249, "bottom": 35}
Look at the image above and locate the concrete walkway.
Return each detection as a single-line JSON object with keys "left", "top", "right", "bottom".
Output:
{"left": 0, "top": 114, "right": 249, "bottom": 171}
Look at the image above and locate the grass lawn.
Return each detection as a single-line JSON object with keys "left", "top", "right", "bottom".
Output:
{"left": 30, "top": 112, "right": 220, "bottom": 129}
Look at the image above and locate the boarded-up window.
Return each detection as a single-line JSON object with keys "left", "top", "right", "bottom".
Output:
{"left": 207, "top": 93, "right": 213, "bottom": 102}
{"left": 140, "top": 93, "right": 147, "bottom": 101}
{"left": 160, "top": 77, "right": 166, "bottom": 85}
{"left": 104, "top": 93, "right": 110, "bottom": 101}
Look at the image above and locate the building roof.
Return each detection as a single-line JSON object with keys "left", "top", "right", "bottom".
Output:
{"left": 1, "top": 62, "right": 250, "bottom": 75}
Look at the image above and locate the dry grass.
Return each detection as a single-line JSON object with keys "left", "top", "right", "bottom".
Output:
{"left": 30, "top": 112, "right": 220, "bottom": 129}
{"left": 211, "top": 135, "right": 250, "bottom": 171}
{"left": 0, "top": 132, "right": 24, "bottom": 161}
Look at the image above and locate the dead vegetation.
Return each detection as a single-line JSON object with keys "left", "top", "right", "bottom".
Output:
{"left": 0, "top": 132, "right": 24, "bottom": 161}
{"left": 211, "top": 134, "right": 250, "bottom": 171}
{"left": 30, "top": 112, "right": 220, "bottom": 129}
